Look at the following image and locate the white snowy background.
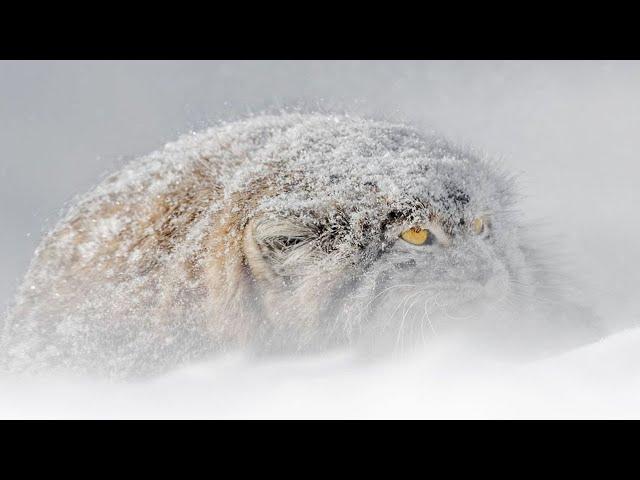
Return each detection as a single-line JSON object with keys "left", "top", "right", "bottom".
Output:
{"left": 1, "top": 60, "right": 639, "bottom": 418}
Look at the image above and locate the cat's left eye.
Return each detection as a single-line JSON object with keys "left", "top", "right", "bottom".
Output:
{"left": 400, "top": 227, "right": 431, "bottom": 246}
{"left": 471, "top": 217, "right": 486, "bottom": 235}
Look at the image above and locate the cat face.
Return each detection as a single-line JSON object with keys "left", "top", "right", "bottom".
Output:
{"left": 241, "top": 151, "right": 526, "bottom": 351}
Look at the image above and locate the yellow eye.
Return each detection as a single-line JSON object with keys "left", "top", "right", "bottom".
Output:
{"left": 400, "top": 227, "right": 430, "bottom": 245}
{"left": 471, "top": 217, "right": 485, "bottom": 235}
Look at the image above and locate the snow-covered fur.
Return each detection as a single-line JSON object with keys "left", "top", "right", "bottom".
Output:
{"left": 0, "top": 114, "right": 601, "bottom": 378}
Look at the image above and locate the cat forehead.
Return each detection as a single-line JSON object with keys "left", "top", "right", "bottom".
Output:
{"left": 258, "top": 156, "right": 507, "bottom": 220}
{"left": 216, "top": 115, "right": 514, "bottom": 222}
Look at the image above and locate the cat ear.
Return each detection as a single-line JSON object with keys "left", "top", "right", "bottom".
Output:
{"left": 252, "top": 217, "right": 313, "bottom": 254}
{"left": 243, "top": 216, "right": 316, "bottom": 286}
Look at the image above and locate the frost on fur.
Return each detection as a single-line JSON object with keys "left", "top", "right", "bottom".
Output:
{"left": 0, "top": 114, "right": 601, "bottom": 379}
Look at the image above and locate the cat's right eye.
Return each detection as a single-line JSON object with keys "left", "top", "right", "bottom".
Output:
{"left": 400, "top": 227, "right": 431, "bottom": 246}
